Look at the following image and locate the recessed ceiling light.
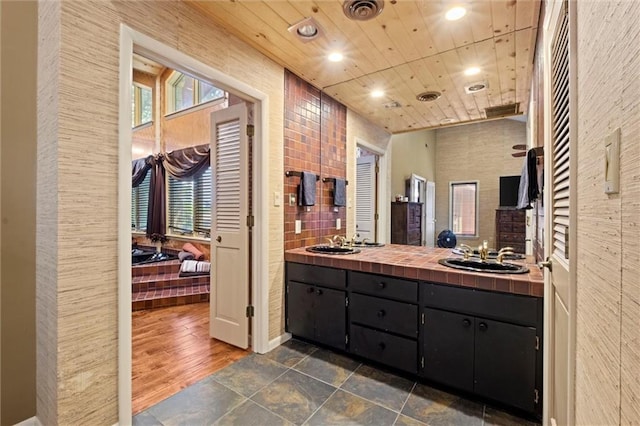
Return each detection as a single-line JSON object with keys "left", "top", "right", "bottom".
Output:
{"left": 371, "top": 89, "right": 385, "bottom": 98}
{"left": 328, "top": 52, "right": 344, "bottom": 62}
{"left": 445, "top": 6, "right": 466, "bottom": 21}
{"left": 464, "top": 66, "right": 481, "bottom": 76}
{"left": 288, "top": 17, "right": 325, "bottom": 43}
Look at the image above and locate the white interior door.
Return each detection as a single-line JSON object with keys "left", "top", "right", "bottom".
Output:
{"left": 356, "top": 154, "right": 377, "bottom": 241}
{"left": 210, "top": 103, "right": 249, "bottom": 349}
{"left": 544, "top": 1, "right": 575, "bottom": 424}
{"left": 425, "top": 181, "right": 436, "bottom": 247}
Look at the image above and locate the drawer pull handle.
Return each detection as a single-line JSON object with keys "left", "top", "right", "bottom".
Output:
{"left": 378, "top": 342, "right": 386, "bottom": 350}
{"left": 377, "top": 309, "right": 386, "bottom": 318}
{"left": 462, "top": 319, "right": 471, "bottom": 327}
{"left": 478, "top": 322, "right": 488, "bottom": 331}
{"left": 316, "top": 289, "right": 323, "bottom": 296}
{"left": 378, "top": 282, "right": 386, "bottom": 289}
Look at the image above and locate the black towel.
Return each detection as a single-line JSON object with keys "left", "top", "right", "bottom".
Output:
{"left": 527, "top": 149, "right": 539, "bottom": 202}
{"left": 333, "top": 178, "right": 346, "bottom": 207}
{"left": 298, "top": 171, "right": 316, "bottom": 206}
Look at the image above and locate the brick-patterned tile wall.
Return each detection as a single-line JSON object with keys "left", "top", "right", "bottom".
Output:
{"left": 320, "top": 95, "right": 347, "bottom": 242}
{"left": 283, "top": 71, "right": 347, "bottom": 250}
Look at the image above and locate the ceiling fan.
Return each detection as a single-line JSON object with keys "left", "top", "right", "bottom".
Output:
{"left": 512, "top": 144, "right": 527, "bottom": 158}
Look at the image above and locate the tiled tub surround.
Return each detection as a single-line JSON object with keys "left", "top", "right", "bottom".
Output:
{"left": 284, "top": 245, "right": 543, "bottom": 298}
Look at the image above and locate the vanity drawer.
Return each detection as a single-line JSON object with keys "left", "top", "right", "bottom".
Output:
{"left": 287, "top": 263, "right": 346, "bottom": 289}
{"left": 350, "top": 324, "right": 418, "bottom": 374}
{"left": 421, "top": 283, "right": 539, "bottom": 326}
{"left": 350, "top": 293, "right": 418, "bottom": 338}
{"left": 349, "top": 271, "right": 418, "bottom": 302}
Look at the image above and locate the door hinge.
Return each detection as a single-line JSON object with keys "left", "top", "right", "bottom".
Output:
{"left": 246, "top": 305, "right": 254, "bottom": 318}
{"left": 421, "top": 356, "right": 425, "bottom": 369}
{"left": 375, "top": 165, "right": 380, "bottom": 174}
{"left": 535, "top": 336, "right": 540, "bottom": 350}
{"left": 374, "top": 213, "right": 379, "bottom": 220}
{"left": 286, "top": 317, "right": 289, "bottom": 327}
{"left": 345, "top": 334, "right": 349, "bottom": 345}
{"left": 345, "top": 296, "right": 349, "bottom": 307}
{"left": 421, "top": 313, "right": 425, "bottom": 325}
{"left": 534, "top": 389, "right": 539, "bottom": 404}
{"left": 246, "top": 215, "right": 255, "bottom": 228}
{"left": 246, "top": 124, "right": 255, "bottom": 137}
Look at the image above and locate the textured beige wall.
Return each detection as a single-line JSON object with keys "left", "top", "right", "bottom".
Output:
{"left": 434, "top": 119, "right": 525, "bottom": 247}
{"left": 37, "top": 1, "right": 284, "bottom": 424}
{"left": 1, "top": 1, "right": 37, "bottom": 424}
{"left": 574, "top": 1, "right": 640, "bottom": 424}
{"left": 390, "top": 129, "right": 437, "bottom": 197}
{"left": 345, "top": 110, "right": 392, "bottom": 236}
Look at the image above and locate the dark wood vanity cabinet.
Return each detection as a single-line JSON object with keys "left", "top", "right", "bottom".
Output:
{"left": 286, "top": 263, "right": 347, "bottom": 350}
{"left": 285, "top": 262, "right": 542, "bottom": 418}
{"left": 421, "top": 283, "right": 542, "bottom": 415}
{"left": 495, "top": 208, "right": 526, "bottom": 253}
{"left": 391, "top": 202, "right": 422, "bottom": 245}
{"left": 348, "top": 271, "right": 419, "bottom": 374}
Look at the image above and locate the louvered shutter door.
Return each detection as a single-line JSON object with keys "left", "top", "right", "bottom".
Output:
{"left": 551, "top": 5, "right": 570, "bottom": 261}
{"left": 132, "top": 171, "right": 151, "bottom": 231}
{"left": 215, "top": 120, "right": 241, "bottom": 231}
{"left": 356, "top": 156, "right": 376, "bottom": 240}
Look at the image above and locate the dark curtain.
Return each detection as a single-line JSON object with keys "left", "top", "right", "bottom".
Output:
{"left": 146, "top": 156, "right": 166, "bottom": 242}
{"left": 132, "top": 155, "right": 153, "bottom": 187}
{"left": 164, "top": 144, "right": 210, "bottom": 180}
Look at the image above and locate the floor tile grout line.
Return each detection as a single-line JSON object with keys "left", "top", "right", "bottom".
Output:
{"left": 300, "top": 386, "right": 342, "bottom": 425}
{"left": 394, "top": 381, "right": 421, "bottom": 425}
{"left": 236, "top": 398, "right": 297, "bottom": 426}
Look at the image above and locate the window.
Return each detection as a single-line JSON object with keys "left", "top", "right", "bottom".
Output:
{"left": 131, "top": 171, "right": 151, "bottom": 231}
{"left": 449, "top": 181, "right": 478, "bottom": 237}
{"left": 166, "top": 71, "right": 225, "bottom": 114}
{"left": 167, "top": 167, "right": 212, "bottom": 238}
{"left": 132, "top": 83, "right": 152, "bottom": 127}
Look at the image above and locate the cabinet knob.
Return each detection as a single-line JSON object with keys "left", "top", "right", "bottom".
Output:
{"left": 378, "top": 342, "right": 386, "bottom": 350}
{"left": 377, "top": 309, "right": 386, "bottom": 318}
{"left": 478, "top": 322, "right": 488, "bottom": 331}
{"left": 216, "top": 236, "right": 222, "bottom": 243}
{"left": 307, "top": 287, "right": 314, "bottom": 293}
{"left": 316, "top": 289, "right": 323, "bottom": 296}
{"left": 462, "top": 319, "right": 471, "bottom": 327}
{"left": 378, "top": 282, "right": 386, "bottom": 289}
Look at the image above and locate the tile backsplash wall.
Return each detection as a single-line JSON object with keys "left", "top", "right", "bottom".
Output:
{"left": 284, "top": 70, "right": 347, "bottom": 250}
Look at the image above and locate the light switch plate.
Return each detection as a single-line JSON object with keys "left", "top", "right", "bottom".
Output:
{"left": 336, "top": 218, "right": 341, "bottom": 230}
{"left": 288, "top": 193, "right": 296, "bottom": 206}
{"left": 274, "top": 191, "right": 281, "bottom": 206}
{"left": 604, "top": 128, "right": 620, "bottom": 194}
{"left": 295, "top": 220, "right": 302, "bottom": 234}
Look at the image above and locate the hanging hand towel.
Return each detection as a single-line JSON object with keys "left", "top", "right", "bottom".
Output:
{"left": 527, "top": 149, "right": 540, "bottom": 203}
{"left": 333, "top": 178, "right": 346, "bottom": 207}
{"left": 517, "top": 157, "right": 530, "bottom": 209}
{"left": 298, "top": 171, "right": 317, "bottom": 206}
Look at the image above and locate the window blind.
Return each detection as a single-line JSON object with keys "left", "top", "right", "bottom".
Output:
{"left": 167, "top": 166, "right": 212, "bottom": 236}
{"left": 131, "top": 171, "right": 150, "bottom": 231}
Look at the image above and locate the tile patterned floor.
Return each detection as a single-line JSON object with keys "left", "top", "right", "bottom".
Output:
{"left": 133, "top": 340, "right": 541, "bottom": 426}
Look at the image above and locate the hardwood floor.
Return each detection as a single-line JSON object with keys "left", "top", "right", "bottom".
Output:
{"left": 132, "top": 302, "right": 250, "bottom": 415}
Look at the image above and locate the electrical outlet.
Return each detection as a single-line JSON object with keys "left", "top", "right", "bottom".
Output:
{"left": 289, "top": 193, "right": 296, "bottom": 206}
{"left": 336, "top": 218, "right": 341, "bottom": 230}
{"left": 274, "top": 191, "right": 281, "bottom": 206}
{"left": 295, "top": 220, "right": 302, "bottom": 234}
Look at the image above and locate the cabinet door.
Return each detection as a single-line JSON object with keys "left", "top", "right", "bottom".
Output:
{"left": 422, "top": 308, "right": 474, "bottom": 392}
{"left": 314, "top": 286, "right": 346, "bottom": 350}
{"left": 286, "top": 281, "right": 315, "bottom": 341}
{"left": 474, "top": 318, "right": 537, "bottom": 412}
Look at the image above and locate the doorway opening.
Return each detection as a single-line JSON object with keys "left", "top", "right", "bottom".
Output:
{"left": 354, "top": 139, "right": 388, "bottom": 243}
{"left": 119, "top": 26, "right": 270, "bottom": 423}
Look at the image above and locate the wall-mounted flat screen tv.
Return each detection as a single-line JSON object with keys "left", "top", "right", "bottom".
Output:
{"left": 499, "top": 175, "right": 520, "bottom": 208}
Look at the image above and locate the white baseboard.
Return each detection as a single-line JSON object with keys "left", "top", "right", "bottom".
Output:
{"left": 267, "top": 332, "right": 291, "bottom": 352}
{"left": 14, "top": 417, "right": 40, "bottom": 426}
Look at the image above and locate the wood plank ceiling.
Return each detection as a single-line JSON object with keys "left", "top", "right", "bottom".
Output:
{"left": 187, "top": 0, "right": 541, "bottom": 134}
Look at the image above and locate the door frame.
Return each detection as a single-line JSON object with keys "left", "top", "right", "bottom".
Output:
{"left": 118, "top": 25, "right": 270, "bottom": 423}
{"left": 355, "top": 138, "right": 388, "bottom": 243}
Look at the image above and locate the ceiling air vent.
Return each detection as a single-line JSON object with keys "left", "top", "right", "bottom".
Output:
{"left": 383, "top": 100, "right": 402, "bottom": 109}
{"left": 416, "top": 91, "right": 441, "bottom": 102}
{"left": 485, "top": 103, "right": 520, "bottom": 119}
{"left": 343, "top": 0, "right": 384, "bottom": 21}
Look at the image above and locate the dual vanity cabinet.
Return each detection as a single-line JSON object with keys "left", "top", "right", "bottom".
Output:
{"left": 285, "top": 262, "right": 542, "bottom": 418}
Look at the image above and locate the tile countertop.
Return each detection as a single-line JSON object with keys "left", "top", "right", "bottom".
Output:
{"left": 284, "top": 244, "right": 544, "bottom": 298}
